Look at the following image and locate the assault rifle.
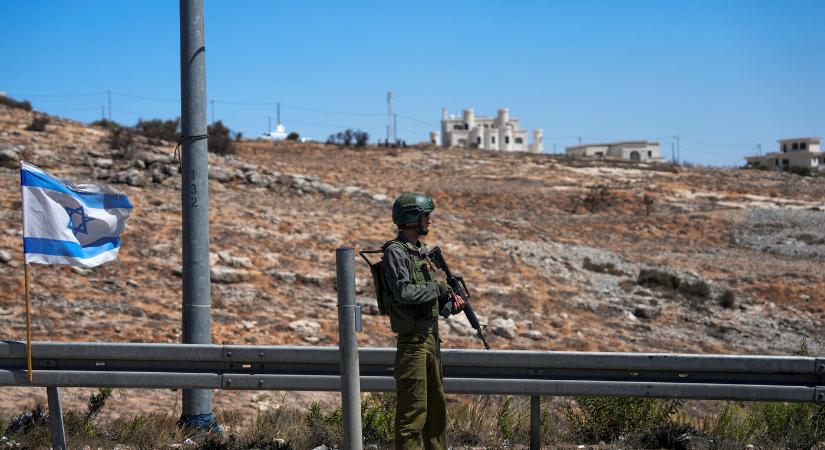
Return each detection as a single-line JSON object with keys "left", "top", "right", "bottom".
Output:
{"left": 428, "top": 246, "right": 490, "bottom": 350}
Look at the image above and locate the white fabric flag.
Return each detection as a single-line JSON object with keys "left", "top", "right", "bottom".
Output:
{"left": 20, "top": 161, "right": 133, "bottom": 267}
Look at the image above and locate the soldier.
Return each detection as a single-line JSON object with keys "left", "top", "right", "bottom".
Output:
{"left": 381, "top": 192, "right": 464, "bottom": 450}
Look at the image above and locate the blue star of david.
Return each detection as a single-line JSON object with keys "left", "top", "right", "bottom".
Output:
{"left": 64, "top": 206, "right": 94, "bottom": 236}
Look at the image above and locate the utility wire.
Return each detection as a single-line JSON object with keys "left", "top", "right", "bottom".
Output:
{"left": 7, "top": 91, "right": 107, "bottom": 98}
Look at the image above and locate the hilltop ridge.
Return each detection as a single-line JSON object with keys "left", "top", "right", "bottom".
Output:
{"left": 0, "top": 104, "right": 823, "bottom": 413}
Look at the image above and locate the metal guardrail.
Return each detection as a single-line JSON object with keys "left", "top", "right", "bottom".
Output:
{"left": 2, "top": 341, "right": 823, "bottom": 403}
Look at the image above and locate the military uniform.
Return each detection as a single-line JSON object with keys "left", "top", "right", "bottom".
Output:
{"left": 382, "top": 233, "right": 451, "bottom": 450}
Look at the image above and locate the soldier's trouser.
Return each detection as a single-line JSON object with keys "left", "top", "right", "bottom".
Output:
{"left": 394, "top": 332, "right": 446, "bottom": 450}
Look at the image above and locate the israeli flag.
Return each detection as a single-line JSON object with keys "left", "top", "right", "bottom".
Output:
{"left": 20, "top": 161, "right": 132, "bottom": 267}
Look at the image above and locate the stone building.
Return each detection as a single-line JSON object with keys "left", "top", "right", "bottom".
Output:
{"left": 744, "top": 137, "right": 823, "bottom": 172}
{"left": 430, "top": 108, "right": 543, "bottom": 153}
{"left": 565, "top": 141, "right": 664, "bottom": 163}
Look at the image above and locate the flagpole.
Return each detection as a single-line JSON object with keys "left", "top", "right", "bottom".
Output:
{"left": 24, "top": 263, "right": 32, "bottom": 383}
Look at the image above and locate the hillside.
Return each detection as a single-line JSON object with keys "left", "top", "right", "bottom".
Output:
{"left": 0, "top": 104, "right": 823, "bottom": 415}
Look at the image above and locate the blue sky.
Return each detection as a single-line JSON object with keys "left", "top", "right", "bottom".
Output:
{"left": 2, "top": 0, "right": 823, "bottom": 166}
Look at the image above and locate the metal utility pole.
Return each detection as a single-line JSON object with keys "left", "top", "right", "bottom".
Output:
{"left": 107, "top": 90, "right": 111, "bottom": 121}
{"left": 757, "top": 143, "right": 762, "bottom": 156}
{"left": 577, "top": 136, "right": 582, "bottom": 144}
{"left": 393, "top": 113, "right": 397, "bottom": 144}
{"left": 210, "top": 99, "right": 215, "bottom": 124}
{"left": 179, "top": 0, "right": 213, "bottom": 428}
{"left": 671, "top": 142, "right": 675, "bottom": 164}
{"left": 268, "top": 116, "right": 271, "bottom": 134}
{"left": 101, "top": 106, "right": 105, "bottom": 120}
{"left": 386, "top": 91, "right": 393, "bottom": 143}
{"left": 277, "top": 102, "right": 281, "bottom": 125}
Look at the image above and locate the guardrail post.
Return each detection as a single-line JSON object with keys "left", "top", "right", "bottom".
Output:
{"left": 337, "top": 247, "right": 363, "bottom": 450}
{"left": 47, "top": 387, "right": 66, "bottom": 450}
{"left": 530, "top": 395, "right": 540, "bottom": 450}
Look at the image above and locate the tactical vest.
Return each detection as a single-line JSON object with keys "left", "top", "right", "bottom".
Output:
{"left": 382, "top": 239, "right": 439, "bottom": 335}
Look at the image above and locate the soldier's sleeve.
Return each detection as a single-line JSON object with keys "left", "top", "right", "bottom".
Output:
{"left": 382, "top": 245, "right": 447, "bottom": 305}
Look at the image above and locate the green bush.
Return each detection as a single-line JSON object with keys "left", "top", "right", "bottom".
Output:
{"left": 304, "top": 402, "right": 342, "bottom": 448}
{"left": 744, "top": 161, "right": 769, "bottom": 171}
{"left": 286, "top": 131, "right": 300, "bottom": 141}
{"left": 719, "top": 289, "right": 736, "bottom": 308}
{"left": 135, "top": 118, "right": 180, "bottom": 142}
{"left": 637, "top": 269, "right": 680, "bottom": 291}
{"left": 25, "top": 115, "right": 49, "bottom": 132}
{"left": 361, "top": 392, "right": 395, "bottom": 445}
{"left": 326, "top": 129, "right": 369, "bottom": 147}
{"left": 677, "top": 279, "right": 710, "bottom": 300}
{"left": 90, "top": 118, "right": 123, "bottom": 130}
{"left": 787, "top": 166, "right": 813, "bottom": 177}
{"left": 108, "top": 126, "right": 136, "bottom": 154}
{"left": 207, "top": 121, "right": 235, "bottom": 155}
{"left": 0, "top": 95, "right": 32, "bottom": 111}
{"left": 567, "top": 397, "right": 683, "bottom": 443}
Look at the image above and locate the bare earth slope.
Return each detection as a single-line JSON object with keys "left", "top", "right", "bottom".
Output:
{"left": 0, "top": 105, "right": 823, "bottom": 414}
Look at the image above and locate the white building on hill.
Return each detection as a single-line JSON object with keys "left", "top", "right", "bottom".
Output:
{"left": 565, "top": 141, "right": 664, "bottom": 163}
{"left": 744, "top": 137, "right": 823, "bottom": 172}
{"left": 430, "top": 108, "right": 543, "bottom": 153}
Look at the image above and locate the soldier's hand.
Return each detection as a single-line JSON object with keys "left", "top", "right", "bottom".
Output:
{"left": 451, "top": 292, "right": 465, "bottom": 311}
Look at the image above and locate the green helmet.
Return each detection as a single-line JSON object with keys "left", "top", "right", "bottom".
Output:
{"left": 392, "top": 192, "right": 435, "bottom": 229}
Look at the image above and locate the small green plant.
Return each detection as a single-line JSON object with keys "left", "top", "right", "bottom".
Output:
{"left": 25, "top": 115, "right": 49, "bottom": 132}
{"left": 719, "top": 289, "right": 736, "bottom": 308}
{"left": 642, "top": 194, "right": 654, "bottom": 216}
{"left": 304, "top": 402, "right": 343, "bottom": 448}
{"left": 496, "top": 395, "right": 522, "bottom": 443}
{"left": 567, "top": 396, "right": 683, "bottom": 443}
{"left": 286, "top": 131, "right": 300, "bottom": 141}
{"left": 361, "top": 392, "right": 395, "bottom": 445}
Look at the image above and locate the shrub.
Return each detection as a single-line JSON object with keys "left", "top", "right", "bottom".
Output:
{"left": 579, "top": 185, "right": 615, "bottom": 213}
{"left": 361, "top": 392, "right": 395, "bottom": 445}
{"left": 642, "top": 194, "right": 654, "bottom": 216}
{"left": 744, "top": 161, "right": 769, "bottom": 171}
{"left": 637, "top": 269, "right": 681, "bottom": 291}
{"left": 582, "top": 257, "right": 625, "bottom": 276}
{"left": 677, "top": 280, "right": 710, "bottom": 300}
{"left": 135, "top": 118, "right": 180, "bottom": 142}
{"left": 496, "top": 396, "right": 524, "bottom": 444}
{"left": 207, "top": 121, "right": 235, "bottom": 155}
{"left": 354, "top": 130, "right": 369, "bottom": 147}
{"left": 719, "top": 289, "right": 736, "bottom": 308}
{"left": 787, "top": 166, "right": 813, "bottom": 177}
{"left": 567, "top": 397, "right": 683, "bottom": 443}
{"left": 25, "top": 115, "right": 49, "bottom": 132}
{"left": 327, "top": 129, "right": 368, "bottom": 147}
{"left": 108, "top": 126, "right": 136, "bottom": 155}
{"left": 90, "top": 118, "right": 122, "bottom": 130}
{"left": 304, "top": 402, "right": 342, "bottom": 448}
{"left": 286, "top": 131, "right": 300, "bottom": 141}
{"left": 0, "top": 95, "right": 33, "bottom": 111}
